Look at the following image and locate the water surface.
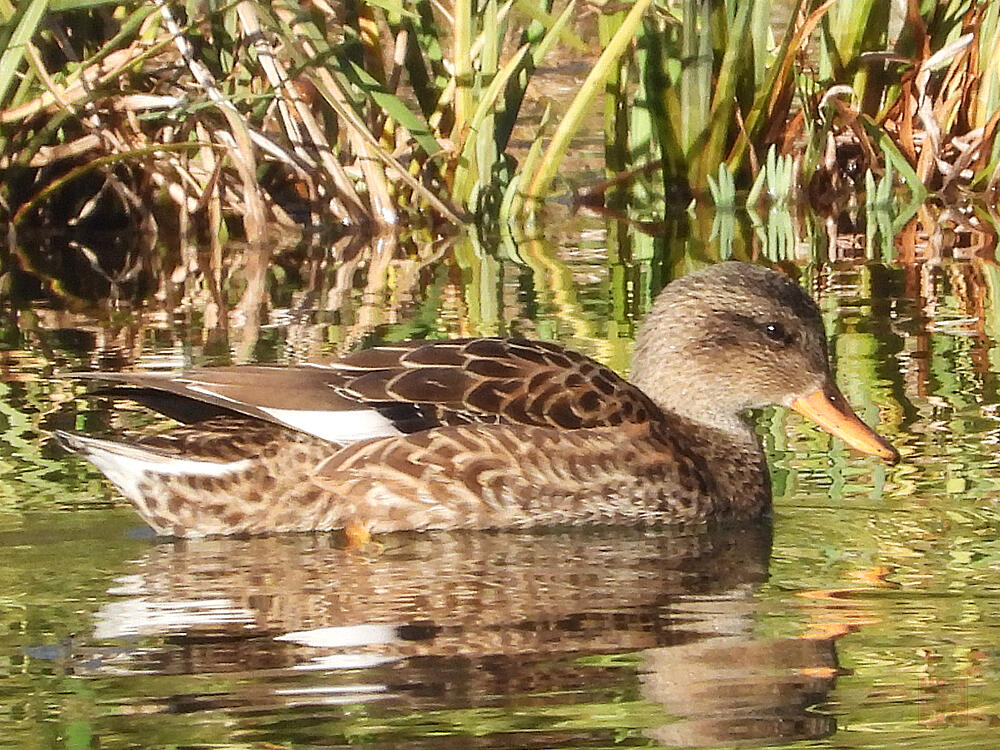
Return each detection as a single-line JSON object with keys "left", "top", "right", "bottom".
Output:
{"left": 2, "top": 209, "right": 1000, "bottom": 748}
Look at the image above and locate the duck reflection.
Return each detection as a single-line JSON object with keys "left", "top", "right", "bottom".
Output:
{"left": 91, "top": 524, "right": 841, "bottom": 747}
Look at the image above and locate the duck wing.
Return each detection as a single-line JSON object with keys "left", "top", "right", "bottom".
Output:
{"left": 74, "top": 366, "right": 386, "bottom": 443}
{"left": 76, "top": 338, "right": 657, "bottom": 442}
{"left": 331, "top": 338, "right": 656, "bottom": 429}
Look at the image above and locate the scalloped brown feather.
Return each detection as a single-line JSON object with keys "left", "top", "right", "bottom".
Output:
{"left": 332, "top": 338, "right": 655, "bottom": 430}
{"left": 75, "top": 338, "right": 656, "bottom": 434}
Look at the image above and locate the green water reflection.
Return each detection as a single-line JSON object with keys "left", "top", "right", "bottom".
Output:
{"left": 1, "top": 206, "right": 1000, "bottom": 748}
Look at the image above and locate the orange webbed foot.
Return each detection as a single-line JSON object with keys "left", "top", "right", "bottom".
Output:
{"left": 343, "top": 520, "right": 381, "bottom": 552}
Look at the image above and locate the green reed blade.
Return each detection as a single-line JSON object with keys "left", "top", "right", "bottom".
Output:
{"left": 694, "top": 0, "right": 754, "bottom": 189}
{"left": 630, "top": 35, "right": 654, "bottom": 168}
{"left": 876, "top": 157, "right": 894, "bottom": 206}
{"left": 977, "top": 2, "right": 1000, "bottom": 128}
{"left": 746, "top": 159, "right": 767, "bottom": 208}
{"left": 679, "top": 0, "right": 712, "bottom": 156}
{"left": 727, "top": 0, "right": 816, "bottom": 173}
{"left": 512, "top": 0, "right": 586, "bottom": 52}
{"left": 401, "top": 24, "right": 441, "bottom": 119}
{"left": 495, "top": 0, "right": 576, "bottom": 155}
{"left": 530, "top": 0, "right": 576, "bottom": 76}
{"left": 453, "top": 44, "right": 530, "bottom": 202}
{"left": 46, "top": 0, "right": 119, "bottom": 9}
{"left": 310, "top": 58, "right": 464, "bottom": 222}
{"left": 749, "top": 0, "right": 770, "bottom": 89}
{"left": 0, "top": 0, "right": 48, "bottom": 108}
{"left": 707, "top": 162, "right": 735, "bottom": 208}
{"left": 454, "top": 0, "right": 474, "bottom": 135}
{"left": 346, "top": 61, "right": 443, "bottom": 155}
{"left": 602, "top": 6, "right": 628, "bottom": 181}
{"left": 476, "top": 0, "right": 501, "bottom": 188}
{"left": 504, "top": 102, "right": 551, "bottom": 220}
{"left": 639, "top": 18, "right": 688, "bottom": 187}
{"left": 857, "top": 114, "right": 927, "bottom": 200}
{"left": 522, "top": 0, "right": 653, "bottom": 201}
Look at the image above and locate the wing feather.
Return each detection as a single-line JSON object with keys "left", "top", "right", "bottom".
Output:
{"left": 74, "top": 339, "right": 660, "bottom": 440}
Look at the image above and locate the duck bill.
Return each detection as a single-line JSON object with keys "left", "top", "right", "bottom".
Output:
{"left": 790, "top": 385, "right": 899, "bottom": 465}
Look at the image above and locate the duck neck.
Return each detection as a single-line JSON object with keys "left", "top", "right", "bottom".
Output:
{"left": 647, "top": 400, "right": 772, "bottom": 519}
{"left": 651, "top": 399, "right": 763, "bottom": 458}
{"left": 629, "top": 367, "right": 758, "bottom": 446}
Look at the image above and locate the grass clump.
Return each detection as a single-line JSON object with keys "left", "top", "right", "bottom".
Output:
{"left": 0, "top": 0, "right": 998, "bottom": 242}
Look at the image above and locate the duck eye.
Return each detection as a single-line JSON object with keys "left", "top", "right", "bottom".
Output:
{"left": 763, "top": 321, "right": 789, "bottom": 343}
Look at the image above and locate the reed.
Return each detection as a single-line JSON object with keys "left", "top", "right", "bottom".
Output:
{"left": 0, "top": 0, "right": 998, "bottom": 241}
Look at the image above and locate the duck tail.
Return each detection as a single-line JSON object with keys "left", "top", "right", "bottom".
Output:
{"left": 53, "top": 429, "right": 94, "bottom": 455}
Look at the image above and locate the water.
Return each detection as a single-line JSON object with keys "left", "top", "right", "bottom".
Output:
{"left": 2, "top": 210, "right": 1000, "bottom": 748}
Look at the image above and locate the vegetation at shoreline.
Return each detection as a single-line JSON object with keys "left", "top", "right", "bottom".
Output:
{"left": 0, "top": 0, "right": 998, "bottom": 244}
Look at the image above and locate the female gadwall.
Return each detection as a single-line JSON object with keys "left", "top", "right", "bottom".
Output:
{"left": 57, "top": 262, "right": 898, "bottom": 540}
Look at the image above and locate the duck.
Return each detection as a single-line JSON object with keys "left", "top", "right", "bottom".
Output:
{"left": 55, "top": 261, "right": 899, "bottom": 540}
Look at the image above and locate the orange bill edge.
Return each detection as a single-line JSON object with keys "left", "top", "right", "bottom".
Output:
{"left": 791, "top": 385, "right": 899, "bottom": 465}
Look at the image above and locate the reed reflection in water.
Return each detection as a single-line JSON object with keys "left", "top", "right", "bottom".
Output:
{"left": 79, "top": 524, "right": 843, "bottom": 748}
{"left": 4, "top": 203, "right": 1000, "bottom": 749}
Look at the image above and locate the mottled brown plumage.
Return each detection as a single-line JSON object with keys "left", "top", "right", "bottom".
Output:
{"left": 55, "top": 262, "right": 898, "bottom": 537}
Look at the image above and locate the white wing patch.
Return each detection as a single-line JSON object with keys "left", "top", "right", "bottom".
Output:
{"left": 185, "top": 383, "right": 244, "bottom": 404}
{"left": 259, "top": 407, "right": 402, "bottom": 443}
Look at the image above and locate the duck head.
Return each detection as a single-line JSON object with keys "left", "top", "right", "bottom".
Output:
{"left": 631, "top": 262, "right": 898, "bottom": 464}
